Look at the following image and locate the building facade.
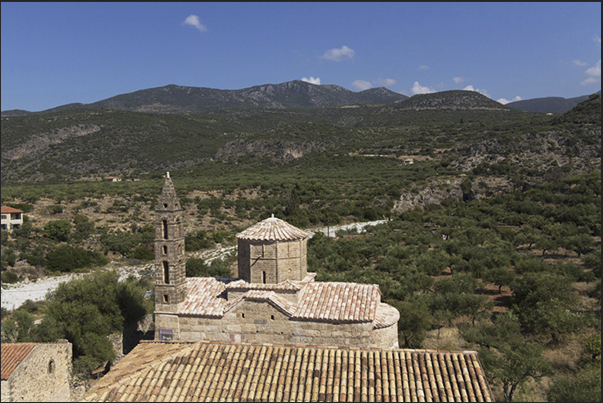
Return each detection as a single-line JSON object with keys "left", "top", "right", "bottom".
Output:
{"left": 0, "top": 342, "right": 72, "bottom": 402}
{"left": 0, "top": 206, "right": 23, "bottom": 231}
{"left": 153, "top": 173, "right": 400, "bottom": 348}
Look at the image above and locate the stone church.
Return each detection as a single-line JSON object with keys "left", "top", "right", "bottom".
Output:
{"left": 153, "top": 173, "right": 400, "bottom": 348}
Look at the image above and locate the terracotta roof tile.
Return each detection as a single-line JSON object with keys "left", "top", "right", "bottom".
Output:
{"left": 1, "top": 343, "right": 36, "bottom": 379}
{"left": 236, "top": 215, "right": 309, "bottom": 241}
{"left": 293, "top": 282, "right": 380, "bottom": 322}
{"left": 178, "top": 278, "right": 228, "bottom": 316}
{"left": 83, "top": 340, "right": 493, "bottom": 402}
{"left": 0, "top": 206, "right": 23, "bottom": 214}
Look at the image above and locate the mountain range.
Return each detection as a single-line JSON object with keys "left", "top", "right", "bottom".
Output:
{"left": 1, "top": 80, "right": 599, "bottom": 116}
{"left": 0, "top": 81, "right": 408, "bottom": 116}
{"left": 1, "top": 84, "right": 600, "bottom": 185}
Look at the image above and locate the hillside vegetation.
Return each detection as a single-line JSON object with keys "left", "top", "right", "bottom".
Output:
{"left": 1, "top": 90, "right": 600, "bottom": 401}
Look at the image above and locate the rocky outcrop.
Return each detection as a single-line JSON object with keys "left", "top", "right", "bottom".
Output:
{"left": 392, "top": 177, "right": 512, "bottom": 213}
{"left": 215, "top": 139, "right": 322, "bottom": 162}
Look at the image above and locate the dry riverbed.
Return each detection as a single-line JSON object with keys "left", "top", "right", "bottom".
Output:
{"left": 2, "top": 220, "right": 387, "bottom": 311}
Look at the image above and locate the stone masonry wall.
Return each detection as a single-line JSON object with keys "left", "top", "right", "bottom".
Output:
{"left": 3, "top": 342, "right": 72, "bottom": 402}
{"left": 238, "top": 239, "right": 307, "bottom": 283}
{"left": 157, "top": 299, "right": 399, "bottom": 348}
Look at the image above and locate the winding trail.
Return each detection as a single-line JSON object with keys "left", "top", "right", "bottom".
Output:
{"left": 1, "top": 220, "right": 388, "bottom": 311}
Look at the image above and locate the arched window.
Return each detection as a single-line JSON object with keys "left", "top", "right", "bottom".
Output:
{"left": 163, "top": 245, "right": 168, "bottom": 254}
{"left": 162, "top": 220, "right": 168, "bottom": 239}
{"left": 48, "top": 360, "right": 55, "bottom": 374}
{"left": 163, "top": 261, "right": 170, "bottom": 284}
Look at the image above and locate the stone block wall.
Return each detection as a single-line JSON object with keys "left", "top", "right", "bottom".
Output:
{"left": 2, "top": 342, "right": 72, "bottom": 402}
{"left": 158, "top": 299, "right": 399, "bottom": 348}
{"left": 238, "top": 239, "right": 308, "bottom": 283}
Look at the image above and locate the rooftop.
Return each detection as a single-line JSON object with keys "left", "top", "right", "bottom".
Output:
{"left": 82, "top": 339, "right": 494, "bottom": 402}
{"left": 1, "top": 206, "right": 24, "bottom": 214}
{"left": 236, "top": 214, "right": 310, "bottom": 241}
{"left": 1, "top": 343, "right": 36, "bottom": 380}
{"left": 175, "top": 277, "right": 391, "bottom": 325}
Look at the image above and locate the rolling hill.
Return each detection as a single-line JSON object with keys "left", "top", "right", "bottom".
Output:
{"left": 1, "top": 90, "right": 600, "bottom": 186}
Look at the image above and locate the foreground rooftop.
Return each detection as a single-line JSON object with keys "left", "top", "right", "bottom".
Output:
{"left": 82, "top": 339, "right": 493, "bottom": 402}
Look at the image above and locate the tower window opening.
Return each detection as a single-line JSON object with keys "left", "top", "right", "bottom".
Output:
{"left": 163, "top": 295, "right": 169, "bottom": 303}
{"left": 262, "top": 271, "right": 267, "bottom": 284}
{"left": 163, "top": 245, "right": 168, "bottom": 254}
{"left": 163, "top": 261, "right": 170, "bottom": 284}
{"left": 162, "top": 220, "right": 168, "bottom": 239}
{"left": 164, "top": 203, "right": 168, "bottom": 208}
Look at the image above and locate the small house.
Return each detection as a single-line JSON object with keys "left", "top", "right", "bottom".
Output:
{"left": 0, "top": 206, "right": 24, "bottom": 231}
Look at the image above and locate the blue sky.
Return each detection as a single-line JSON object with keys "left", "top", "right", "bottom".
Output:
{"left": 1, "top": 2, "right": 600, "bottom": 112}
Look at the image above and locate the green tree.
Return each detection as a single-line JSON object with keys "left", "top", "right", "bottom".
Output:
{"left": 71, "top": 214, "right": 95, "bottom": 243}
{"left": 511, "top": 272, "right": 580, "bottom": 341}
{"left": 547, "top": 361, "right": 601, "bottom": 402}
{"left": 393, "top": 300, "right": 432, "bottom": 348}
{"left": 463, "top": 313, "right": 552, "bottom": 402}
{"left": 43, "top": 219, "right": 72, "bottom": 242}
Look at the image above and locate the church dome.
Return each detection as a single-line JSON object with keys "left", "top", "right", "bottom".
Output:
{"left": 236, "top": 215, "right": 309, "bottom": 241}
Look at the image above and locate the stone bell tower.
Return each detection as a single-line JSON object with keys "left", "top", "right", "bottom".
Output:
{"left": 154, "top": 172, "right": 187, "bottom": 314}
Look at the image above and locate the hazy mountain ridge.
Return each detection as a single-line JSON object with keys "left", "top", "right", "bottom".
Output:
{"left": 3, "top": 80, "right": 598, "bottom": 116}
{"left": 507, "top": 91, "right": 601, "bottom": 113}
{"left": 1, "top": 81, "right": 408, "bottom": 116}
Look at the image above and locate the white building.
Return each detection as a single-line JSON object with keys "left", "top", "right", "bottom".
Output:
{"left": 1, "top": 206, "right": 24, "bottom": 231}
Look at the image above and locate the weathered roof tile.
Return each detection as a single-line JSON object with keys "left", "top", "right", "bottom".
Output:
{"left": 83, "top": 340, "right": 494, "bottom": 402}
{"left": 236, "top": 215, "right": 309, "bottom": 241}
{"left": 1, "top": 343, "right": 36, "bottom": 380}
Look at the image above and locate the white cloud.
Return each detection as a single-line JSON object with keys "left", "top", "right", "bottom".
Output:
{"left": 581, "top": 59, "right": 601, "bottom": 86}
{"left": 594, "top": 35, "right": 601, "bottom": 45}
{"left": 411, "top": 81, "right": 435, "bottom": 95}
{"left": 352, "top": 80, "right": 373, "bottom": 91}
{"left": 321, "top": 46, "right": 355, "bottom": 62}
{"left": 183, "top": 15, "right": 207, "bottom": 32}
{"left": 497, "top": 96, "right": 522, "bottom": 105}
{"left": 375, "top": 78, "right": 396, "bottom": 87}
{"left": 463, "top": 85, "right": 489, "bottom": 97}
{"left": 573, "top": 59, "right": 589, "bottom": 67}
{"left": 301, "top": 76, "right": 321, "bottom": 85}
{"left": 453, "top": 77, "right": 465, "bottom": 84}
{"left": 418, "top": 65, "right": 430, "bottom": 71}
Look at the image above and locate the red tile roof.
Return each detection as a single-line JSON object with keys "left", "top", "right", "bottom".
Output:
{"left": 1, "top": 343, "right": 36, "bottom": 380}
{"left": 1, "top": 206, "right": 23, "bottom": 214}
{"left": 82, "top": 340, "right": 494, "bottom": 402}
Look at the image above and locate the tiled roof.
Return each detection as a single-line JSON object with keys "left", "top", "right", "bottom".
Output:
{"left": 374, "top": 303, "right": 401, "bottom": 329}
{"left": 178, "top": 278, "right": 228, "bottom": 316}
{"left": 226, "top": 290, "right": 297, "bottom": 316}
{"left": 82, "top": 340, "right": 494, "bottom": 402}
{"left": 236, "top": 215, "right": 310, "bottom": 241}
{"left": 1, "top": 206, "right": 23, "bottom": 214}
{"left": 178, "top": 277, "right": 383, "bottom": 324}
{"left": 293, "top": 282, "right": 379, "bottom": 322}
{"left": 1, "top": 343, "right": 36, "bottom": 379}
{"left": 227, "top": 279, "right": 302, "bottom": 291}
